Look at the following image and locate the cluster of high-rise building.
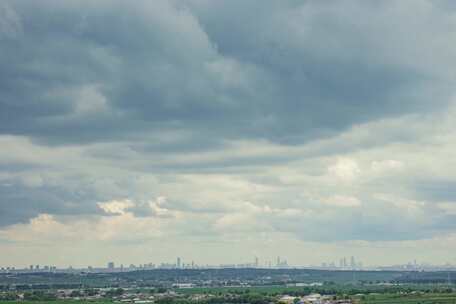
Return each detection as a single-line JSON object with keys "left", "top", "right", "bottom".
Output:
{"left": 0, "top": 265, "right": 57, "bottom": 273}
{"left": 320, "top": 256, "right": 363, "bottom": 270}
{"left": 28, "top": 265, "right": 58, "bottom": 272}
{"left": 103, "top": 258, "right": 198, "bottom": 272}
{"left": 3, "top": 256, "right": 456, "bottom": 274}
{"left": 221, "top": 256, "right": 290, "bottom": 269}
{"left": 102, "top": 256, "right": 292, "bottom": 271}
{"left": 276, "top": 256, "right": 289, "bottom": 268}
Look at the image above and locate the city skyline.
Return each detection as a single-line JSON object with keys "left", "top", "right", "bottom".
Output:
{"left": 1, "top": 255, "right": 455, "bottom": 271}
{"left": 1, "top": 1, "right": 456, "bottom": 267}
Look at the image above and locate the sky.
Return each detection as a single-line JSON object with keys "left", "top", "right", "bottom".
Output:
{"left": 1, "top": 0, "right": 456, "bottom": 268}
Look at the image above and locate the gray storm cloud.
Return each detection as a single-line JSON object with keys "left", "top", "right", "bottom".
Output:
{"left": 1, "top": 0, "right": 456, "bottom": 265}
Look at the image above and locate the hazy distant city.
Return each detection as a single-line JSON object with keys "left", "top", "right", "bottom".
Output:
{"left": 1, "top": 263, "right": 456, "bottom": 303}
{"left": 2, "top": 256, "right": 456, "bottom": 274}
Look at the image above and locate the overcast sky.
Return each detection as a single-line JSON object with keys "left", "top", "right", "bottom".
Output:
{"left": 1, "top": 0, "right": 456, "bottom": 268}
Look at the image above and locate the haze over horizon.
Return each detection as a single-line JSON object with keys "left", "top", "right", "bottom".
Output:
{"left": 1, "top": 0, "right": 456, "bottom": 268}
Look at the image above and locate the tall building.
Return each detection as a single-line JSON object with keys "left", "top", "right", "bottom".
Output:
{"left": 107, "top": 262, "right": 115, "bottom": 270}
{"left": 177, "top": 257, "right": 181, "bottom": 269}
{"left": 254, "top": 256, "right": 259, "bottom": 267}
{"left": 350, "top": 256, "right": 356, "bottom": 268}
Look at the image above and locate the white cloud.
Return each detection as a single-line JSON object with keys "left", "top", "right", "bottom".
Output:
{"left": 321, "top": 195, "right": 361, "bottom": 208}
{"left": 437, "top": 202, "right": 456, "bottom": 215}
{"left": 98, "top": 199, "right": 135, "bottom": 215}
{"left": 328, "top": 158, "right": 361, "bottom": 182}
{"left": 374, "top": 194, "right": 426, "bottom": 216}
{"left": 371, "top": 159, "right": 404, "bottom": 175}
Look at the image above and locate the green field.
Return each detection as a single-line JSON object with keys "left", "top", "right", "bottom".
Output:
{"left": 177, "top": 285, "right": 314, "bottom": 294}
{"left": 176, "top": 284, "right": 454, "bottom": 296}
{"left": 2, "top": 293, "right": 456, "bottom": 304}
{"left": 358, "top": 293, "right": 456, "bottom": 304}
{"left": 0, "top": 302, "right": 113, "bottom": 304}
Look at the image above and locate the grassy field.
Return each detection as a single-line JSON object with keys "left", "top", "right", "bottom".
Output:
{"left": 177, "top": 285, "right": 313, "bottom": 294}
{"left": 0, "top": 302, "right": 113, "bottom": 304}
{"left": 358, "top": 293, "right": 456, "bottom": 304}
{"left": 176, "top": 284, "right": 454, "bottom": 296}
{"left": 1, "top": 293, "right": 456, "bottom": 304}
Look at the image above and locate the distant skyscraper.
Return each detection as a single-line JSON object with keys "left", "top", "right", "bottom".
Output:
{"left": 107, "top": 262, "right": 115, "bottom": 270}
{"left": 254, "top": 256, "right": 259, "bottom": 267}
{"left": 350, "top": 256, "right": 356, "bottom": 268}
{"left": 177, "top": 257, "right": 181, "bottom": 268}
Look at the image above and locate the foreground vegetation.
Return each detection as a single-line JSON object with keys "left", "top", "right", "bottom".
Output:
{"left": 358, "top": 292, "right": 456, "bottom": 304}
{"left": 1, "top": 283, "right": 456, "bottom": 303}
{"left": 2, "top": 292, "right": 456, "bottom": 303}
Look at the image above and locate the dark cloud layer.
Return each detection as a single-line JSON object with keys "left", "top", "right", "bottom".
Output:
{"left": 1, "top": 0, "right": 453, "bottom": 145}
{"left": 0, "top": 183, "right": 102, "bottom": 226}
